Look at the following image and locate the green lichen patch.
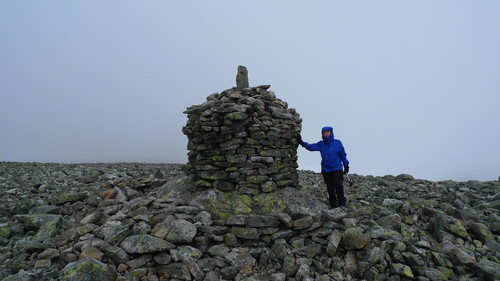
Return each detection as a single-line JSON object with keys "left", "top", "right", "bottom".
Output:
{"left": 0, "top": 226, "right": 11, "bottom": 239}
{"left": 204, "top": 190, "right": 253, "bottom": 221}
{"left": 230, "top": 227, "right": 262, "bottom": 240}
{"left": 447, "top": 219, "right": 469, "bottom": 239}
{"left": 390, "top": 263, "right": 414, "bottom": 279}
{"left": 34, "top": 215, "right": 62, "bottom": 241}
{"left": 203, "top": 188, "right": 292, "bottom": 221}
{"left": 54, "top": 192, "right": 88, "bottom": 205}
{"left": 261, "top": 181, "right": 277, "bottom": 193}
{"left": 195, "top": 180, "right": 212, "bottom": 187}
{"left": 341, "top": 228, "right": 371, "bottom": 250}
{"left": 225, "top": 112, "right": 248, "bottom": 121}
{"left": 247, "top": 175, "right": 268, "bottom": 184}
{"left": 59, "top": 257, "right": 117, "bottom": 281}
{"left": 253, "top": 193, "right": 286, "bottom": 214}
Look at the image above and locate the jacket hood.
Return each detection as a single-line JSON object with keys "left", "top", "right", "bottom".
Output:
{"left": 322, "top": 126, "right": 334, "bottom": 143}
{"left": 322, "top": 126, "right": 333, "bottom": 133}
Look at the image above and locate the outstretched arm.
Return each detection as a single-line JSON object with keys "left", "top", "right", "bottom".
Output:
{"left": 297, "top": 134, "right": 320, "bottom": 151}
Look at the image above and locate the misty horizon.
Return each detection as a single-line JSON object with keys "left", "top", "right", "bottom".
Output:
{"left": 1, "top": 1, "right": 499, "bottom": 182}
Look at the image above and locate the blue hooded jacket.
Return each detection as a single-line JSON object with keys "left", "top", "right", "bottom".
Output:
{"left": 302, "top": 126, "right": 349, "bottom": 172}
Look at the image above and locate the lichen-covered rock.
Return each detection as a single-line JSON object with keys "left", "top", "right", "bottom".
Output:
{"left": 165, "top": 219, "right": 197, "bottom": 244}
{"left": 412, "top": 266, "right": 454, "bottom": 281}
{"left": 183, "top": 257, "right": 205, "bottom": 280}
{"left": 3, "top": 272, "right": 33, "bottom": 281}
{"left": 178, "top": 245, "right": 203, "bottom": 261}
{"left": 158, "top": 262, "right": 192, "bottom": 280}
{"left": 322, "top": 209, "right": 347, "bottom": 222}
{"left": 34, "top": 215, "right": 62, "bottom": 241}
{"left": 290, "top": 216, "right": 314, "bottom": 230}
{"left": 225, "top": 251, "right": 257, "bottom": 274}
{"left": 95, "top": 222, "right": 130, "bottom": 245}
{"left": 469, "top": 222, "right": 496, "bottom": 244}
{"left": 246, "top": 215, "right": 281, "bottom": 228}
{"left": 1, "top": 162, "right": 499, "bottom": 281}
{"left": 200, "top": 190, "right": 253, "bottom": 220}
{"left": 230, "top": 227, "right": 262, "bottom": 240}
{"left": 207, "top": 244, "right": 230, "bottom": 257}
{"left": 59, "top": 257, "right": 117, "bottom": 281}
{"left": 437, "top": 241, "right": 477, "bottom": 265}
{"left": 390, "top": 263, "right": 414, "bottom": 279}
{"left": 54, "top": 192, "right": 88, "bottom": 205}
{"left": 193, "top": 210, "right": 213, "bottom": 226}
{"left": 341, "top": 228, "right": 371, "bottom": 250}
{"left": 326, "top": 229, "right": 343, "bottom": 256}
{"left": 120, "top": 234, "right": 175, "bottom": 254}
{"left": 472, "top": 259, "right": 500, "bottom": 281}
{"left": 433, "top": 213, "right": 470, "bottom": 241}
{"left": 13, "top": 239, "right": 52, "bottom": 254}
{"left": 101, "top": 245, "right": 129, "bottom": 264}
{"left": 0, "top": 226, "right": 11, "bottom": 240}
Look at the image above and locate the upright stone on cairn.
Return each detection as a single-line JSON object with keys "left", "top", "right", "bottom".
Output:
{"left": 183, "top": 66, "right": 302, "bottom": 193}
{"left": 236, "top": 65, "right": 249, "bottom": 89}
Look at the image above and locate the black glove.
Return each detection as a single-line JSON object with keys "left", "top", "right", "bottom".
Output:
{"left": 296, "top": 134, "right": 304, "bottom": 146}
{"left": 343, "top": 165, "right": 349, "bottom": 174}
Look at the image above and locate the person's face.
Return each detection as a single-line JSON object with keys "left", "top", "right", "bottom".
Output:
{"left": 322, "top": 131, "right": 331, "bottom": 138}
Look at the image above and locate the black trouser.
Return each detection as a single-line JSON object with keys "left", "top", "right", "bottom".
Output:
{"left": 322, "top": 170, "right": 346, "bottom": 208}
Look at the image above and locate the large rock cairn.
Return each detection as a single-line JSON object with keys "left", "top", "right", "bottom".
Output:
{"left": 182, "top": 66, "right": 302, "bottom": 193}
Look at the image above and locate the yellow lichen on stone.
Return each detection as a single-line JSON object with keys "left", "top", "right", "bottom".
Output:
{"left": 203, "top": 189, "right": 291, "bottom": 220}
{"left": 204, "top": 190, "right": 253, "bottom": 221}
{"left": 447, "top": 219, "right": 469, "bottom": 239}
{"left": 253, "top": 193, "right": 286, "bottom": 214}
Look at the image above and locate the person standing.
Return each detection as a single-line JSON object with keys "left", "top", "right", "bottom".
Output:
{"left": 297, "top": 126, "right": 350, "bottom": 208}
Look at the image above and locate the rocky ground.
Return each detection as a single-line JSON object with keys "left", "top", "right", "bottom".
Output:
{"left": 0, "top": 162, "right": 499, "bottom": 281}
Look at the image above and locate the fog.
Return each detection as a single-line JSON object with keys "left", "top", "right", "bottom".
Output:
{"left": 1, "top": 1, "right": 499, "bottom": 181}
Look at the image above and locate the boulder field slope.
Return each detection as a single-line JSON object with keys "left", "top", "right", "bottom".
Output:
{"left": 0, "top": 162, "right": 499, "bottom": 281}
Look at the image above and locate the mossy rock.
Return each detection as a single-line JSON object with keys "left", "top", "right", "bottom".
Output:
{"left": 225, "top": 112, "right": 248, "bottom": 121}
{"left": 472, "top": 259, "right": 500, "bottom": 281}
{"left": 34, "top": 215, "right": 62, "bottom": 241}
{"left": 390, "top": 263, "right": 414, "bottom": 279}
{"left": 121, "top": 234, "right": 175, "bottom": 254}
{"left": 261, "top": 181, "right": 277, "bottom": 193}
{"left": 230, "top": 227, "right": 262, "bottom": 239}
{"left": 14, "top": 214, "right": 61, "bottom": 230}
{"left": 203, "top": 186, "right": 328, "bottom": 221}
{"left": 341, "top": 228, "right": 371, "bottom": 250}
{"left": 203, "top": 190, "right": 254, "bottom": 221}
{"left": 198, "top": 171, "right": 228, "bottom": 180}
{"left": 447, "top": 219, "right": 469, "bottom": 239}
{"left": 412, "top": 266, "right": 451, "bottom": 281}
{"left": 54, "top": 192, "right": 88, "bottom": 205}
{"left": 156, "top": 174, "right": 199, "bottom": 200}
{"left": 59, "top": 257, "right": 117, "bottom": 281}
{"left": 10, "top": 253, "right": 31, "bottom": 272}
{"left": 157, "top": 174, "right": 328, "bottom": 221}
{"left": 247, "top": 175, "right": 268, "bottom": 184}
{"left": 433, "top": 214, "right": 469, "bottom": 240}
{"left": 195, "top": 180, "right": 212, "bottom": 187}
{"left": 0, "top": 227, "right": 11, "bottom": 239}
{"left": 1, "top": 197, "right": 41, "bottom": 217}
{"left": 253, "top": 192, "right": 287, "bottom": 214}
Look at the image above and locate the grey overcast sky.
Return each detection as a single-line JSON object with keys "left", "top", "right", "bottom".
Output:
{"left": 1, "top": 1, "right": 499, "bottom": 181}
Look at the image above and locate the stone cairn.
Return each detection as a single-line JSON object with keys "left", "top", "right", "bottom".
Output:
{"left": 182, "top": 66, "right": 302, "bottom": 193}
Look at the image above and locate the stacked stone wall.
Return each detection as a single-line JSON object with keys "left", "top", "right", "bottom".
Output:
{"left": 182, "top": 85, "right": 302, "bottom": 192}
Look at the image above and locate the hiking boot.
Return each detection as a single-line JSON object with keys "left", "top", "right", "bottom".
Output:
{"left": 330, "top": 203, "right": 340, "bottom": 209}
